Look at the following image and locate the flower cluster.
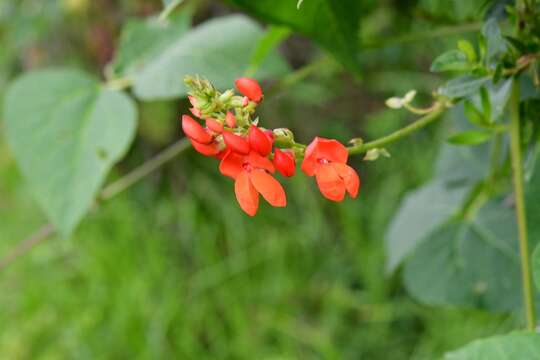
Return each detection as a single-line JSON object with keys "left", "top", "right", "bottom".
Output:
{"left": 182, "top": 76, "right": 360, "bottom": 216}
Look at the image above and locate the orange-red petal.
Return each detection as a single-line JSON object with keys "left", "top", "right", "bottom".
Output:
{"left": 332, "top": 163, "right": 360, "bottom": 198}
{"left": 235, "top": 77, "right": 263, "bottom": 103}
{"left": 206, "top": 118, "right": 223, "bottom": 133}
{"left": 249, "top": 169, "right": 286, "bottom": 207}
{"left": 246, "top": 151, "right": 274, "bottom": 173}
{"left": 248, "top": 125, "right": 273, "bottom": 156}
{"left": 190, "top": 139, "right": 220, "bottom": 156}
{"left": 182, "top": 115, "right": 212, "bottom": 144}
{"left": 315, "top": 163, "right": 346, "bottom": 202}
{"left": 273, "top": 148, "right": 295, "bottom": 177}
{"left": 301, "top": 137, "right": 348, "bottom": 176}
{"left": 219, "top": 150, "right": 244, "bottom": 179}
{"left": 223, "top": 131, "right": 250, "bottom": 154}
{"left": 235, "top": 170, "right": 259, "bottom": 216}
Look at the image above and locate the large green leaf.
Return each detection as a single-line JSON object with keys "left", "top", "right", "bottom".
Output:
{"left": 386, "top": 144, "right": 490, "bottom": 272}
{"left": 108, "top": 11, "right": 192, "bottom": 78}
{"left": 404, "top": 200, "right": 523, "bottom": 311}
{"left": 226, "top": 0, "right": 362, "bottom": 74}
{"left": 130, "top": 15, "right": 290, "bottom": 100}
{"left": 444, "top": 332, "right": 540, "bottom": 359}
{"left": 3, "top": 69, "right": 137, "bottom": 236}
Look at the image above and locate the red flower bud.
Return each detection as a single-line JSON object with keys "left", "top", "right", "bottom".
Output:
{"left": 235, "top": 77, "right": 263, "bottom": 102}
{"left": 223, "top": 131, "right": 250, "bottom": 154}
{"left": 206, "top": 118, "right": 223, "bottom": 133}
{"left": 241, "top": 96, "right": 249, "bottom": 107}
{"left": 225, "top": 111, "right": 236, "bottom": 128}
{"left": 190, "top": 139, "right": 220, "bottom": 157}
{"left": 273, "top": 148, "right": 296, "bottom": 177}
{"left": 182, "top": 115, "right": 212, "bottom": 144}
{"left": 248, "top": 125, "right": 273, "bottom": 156}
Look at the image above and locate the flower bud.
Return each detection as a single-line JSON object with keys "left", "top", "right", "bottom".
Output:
{"left": 273, "top": 148, "right": 296, "bottom": 177}
{"left": 248, "top": 125, "right": 273, "bottom": 156}
{"left": 242, "top": 96, "right": 249, "bottom": 107}
{"left": 219, "top": 90, "right": 234, "bottom": 103}
{"left": 206, "top": 118, "right": 223, "bottom": 133}
{"left": 225, "top": 111, "right": 236, "bottom": 128}
{"left": 235, "top": 77, "right": 263, "bottom": 102}
{"left": 182, "top": 115, "right": 212, "bottom": 144}
{"left": 272, "top": 128, "right": 295, "bottom": 147}
{"left": 190, "top": 107, "right": 202, "bottom": 118}
{"left": 190, "top": 139, "right": 220, "bottom": 156}
{"left": 223, "top": 131, "right": 250, "bottom": 154}
{"left": 188, "top": 95, "right": 198, "bottom": 107}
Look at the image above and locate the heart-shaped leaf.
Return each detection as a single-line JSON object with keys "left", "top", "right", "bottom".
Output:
{"left": 3, "top": 69, "right": 137, "bottom": 236}
{"left": 444, "top": 332, "right": 540, "bottom": 359}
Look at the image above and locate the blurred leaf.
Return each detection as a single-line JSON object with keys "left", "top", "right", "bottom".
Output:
{"left": 225, "top": 0, "right": 362, "bottom": 74}
{"left": 457, "top": 39, "right": 477, "bottom": 62}
{"left": 439, "top": 76, "right": 491, "bottom": 99}
{"left": 404, "top": 200, "right": 523, "bottom": 311}
{"left": 386, "top": 180, "right": 469, "bottom": 272}
{"left": 444, "top": 332, "right": 540, "bottom": 359}
{"left": 431, "top": 50, "right": 472, "bottom": 72}
{"left": 386, "top": 144, "right": 490, "bottom": 271}
{"left": 418, "top": 0, "right": 486, "bottom": 21}
{"left": 108, "top": 11, "right": 192, "bottom": 78}
{"left": 489, "top": 78, "right": 512, "bottom": 121}
{"left": 528, "top": 154, "right": 540, "bottom": 274}
{"left": 463, "top": 100, "right": 488, "bottom": 127}
{"left": 3, "top": 69, "right": 137, "bottom": 236}
{"left": 245, "top": 25, "right": 291, "bottom": 76}
{"left": 131, "top": 15, "right": 290, "bottom": 100}
{"left": 447, "top": 130, "right": 493, "bottom": 145}
{"left": 482, "top": 17, "right": 506, "bottom": 61}
{"left": 479, "top": 87, "right": 491, "bottom": 121}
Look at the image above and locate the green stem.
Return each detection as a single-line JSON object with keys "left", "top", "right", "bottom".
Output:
{"left": 348, "top": 104, "right": 445, "bottom": 155}
{"left": 509, "top": 79, "right": 536, "bottom": 330}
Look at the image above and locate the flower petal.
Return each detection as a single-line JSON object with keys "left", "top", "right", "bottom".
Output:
{"left": 223, "top": 131, "right": 250, "bottom": 154}
{"left": 300, "top": 137, "right": 320, "bottom": 176}
{"left": 315, "top": 163, "right": 346, "bottom": 202}
{"left": 206, "top": 118, "right": 223, "bottom": 133}
{"left": 190, "top": 139, "right": 220, "bottom": 156}
{"left": 314, "top": 137, "right": 348, "bottom": 164}
{"left": 273, "top": 148, "right": 295, "bottom": 177}
{"left": 247, "top": 151, "right": 274, "bottom": 173}
{"left": 235, "top": 77, "right": 263, "bottom": 103}
{"left": 219, "top": 150, "right": 244, "bottom": 179}
{"left": 332, "top": 163, "right": 360, "bottom": 198}
{"left": 235, "top": 170, "right": 259, "bottom": 216}
{"left": 249, "top": 170, "right": 286, "bottom": 207}
{"left": 248, "top": 125, "right": 273, "bottom": 156}
{"left": 182, "top": 115, "right": 212, "bottom": 144}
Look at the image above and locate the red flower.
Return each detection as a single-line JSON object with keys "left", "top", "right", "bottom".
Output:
{"left": 248, "top": 125, "right": 273, "bottom": 156}
{"left": 235, "top": 77, "right": 263, "bottom": 103}
{"left": 206, "top": 118, "right": 223, "bottom": 133}
{"left": 273, "top": 148, "right": 295, "bottom": 177}
{"left": 220, "top": 150, "right": 286, "bottom": 216}
{"left": 182, "top": 115, "right": 220, "bottom": 156}
{"left": 223, "top": 131, "right": 250, "bottom": 154}
{"left": 301, "top": 137, "right": 360, "bottom": 201}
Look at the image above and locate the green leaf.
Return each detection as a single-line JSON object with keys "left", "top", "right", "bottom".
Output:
{"left": 463, "top": 100, "right": 488, "bottom": 127}
{"left": 245, "top": 26, "right": 291, "bottom": 77}
{"left": 430, "top": 50, "right": 472, "bottom": 72}
{"left": 386, "top": 180, "right": 470, "bottom": 272}
{"left": 439, "top": 76, "right": 491, "bottom": 99}
{"left": 479, "top": 87, "right": 491, "bottom": 122}
{"left": 226, "top": 0, "right": 362, "bottom": 74}
{"left": 447, "top": 130, "right": 493, "bottom": 145}
{"left": 108, "top": 11, "right": 192, "bottom": 78}
{"left": 444, "top": 332, "right": 540, "bottom": 359}
{"left": 404, "top": 200, "right": 523, "bottom": 311}
{"left": 482, "top": 18, "right": 506, "bottom": 61}
{"left": 130, "top": 15, "right": 290, "bottom": 100}
{"left": 386, "top": 144, "right": 489, "bottom": 272}
{"left": 3, "top": 69, "right": 137, "bottom": 236}
{"left": 457, "top": 39, "right": 477, "bottom": 62}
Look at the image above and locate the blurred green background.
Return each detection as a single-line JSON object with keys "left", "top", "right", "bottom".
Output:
{"left": 0, "top": 0, "right": 520, "bottom": 359}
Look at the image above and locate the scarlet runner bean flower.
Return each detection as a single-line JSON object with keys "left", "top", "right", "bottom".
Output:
{"left": 220, "top": 150, "right": 286, "bottom": 216}
{"left": 301, "top": 137, "right": 360, "bottom": 201}
{"left": 182, "top": 75, "right": 362, "bottom": 216}
{"left": 273, "top": 148, "right": 295, "bottom": 177}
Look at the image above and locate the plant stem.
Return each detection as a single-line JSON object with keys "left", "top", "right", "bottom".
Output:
{"left": 348, "top": 103, "right": 445, "bottom": 155}
{"left": 509, "top": 79, "right": 536, "bottom": 330}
